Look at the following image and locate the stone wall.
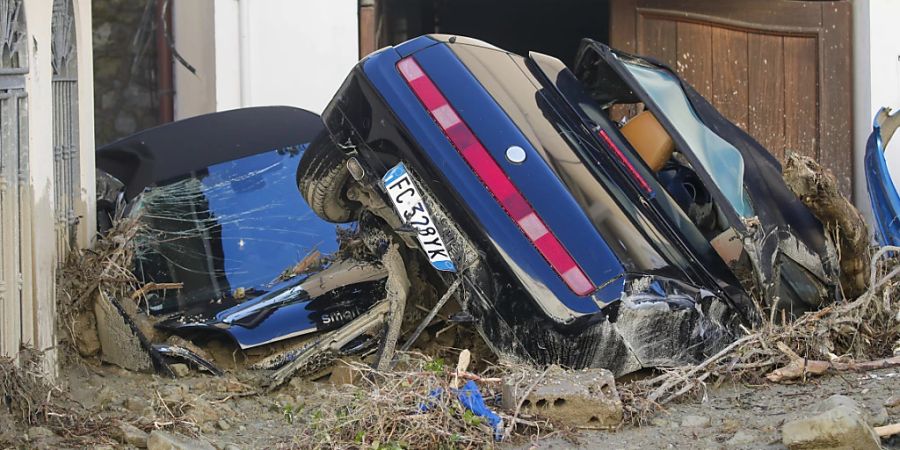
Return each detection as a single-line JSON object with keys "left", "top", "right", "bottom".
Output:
{"left": 92, "top": 0, "right": 159, "bottom": 146}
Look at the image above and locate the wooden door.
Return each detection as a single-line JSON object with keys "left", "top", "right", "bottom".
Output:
{"left": 610, "top": 0, "right": 853, "bottom": 195}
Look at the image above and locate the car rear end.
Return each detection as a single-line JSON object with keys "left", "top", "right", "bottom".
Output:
{"left": 315, "top": 35, "right": 748, "bottom": 371}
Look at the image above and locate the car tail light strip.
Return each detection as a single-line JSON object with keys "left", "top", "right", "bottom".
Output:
{"left": 596, "top": 129, "right": 653, "bottom": 195}
{"left": 397, "top": 57, "right": 595, "bottom": 296}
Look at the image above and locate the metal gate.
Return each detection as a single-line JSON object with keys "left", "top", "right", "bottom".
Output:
{"left": 0, "top": 0, "right": 30, "bottom": 356}
{"left": 52, "top": 0, "right": 78, "bottom": 262}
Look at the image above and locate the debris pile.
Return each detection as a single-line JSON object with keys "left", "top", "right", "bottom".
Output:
{"left": 620, "top": 243, "right": 900, "bottom": 424}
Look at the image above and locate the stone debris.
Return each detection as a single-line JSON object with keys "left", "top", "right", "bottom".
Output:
{"left": 680, "top": 414, "right": 711, "bottom": 428}
{"left": 25, "top": 426, "right": 56, "bottom": 440}
{"left": 94, "top": 293, "right": 154, "bottom": 372}
{"left": 170, "top": 363, "right": 190, "bottom": 378}
{"left": 501, "top": 365, "right": 622, "bottom": 429}
{"left": 113, "top": 422, "right": 149, "bottom": 448}
{"left": 147, "top": 431, "right": 215, "bottom": 450}
{"left": 725, "top": 430, "right": 758, "bottom": 448}
{"left": 885, "top": 395, "right": 900, "bottom": 409}
{"left": 782, "top": 395, "right": 881, "bottom": 450}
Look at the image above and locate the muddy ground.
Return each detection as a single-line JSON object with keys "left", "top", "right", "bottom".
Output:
{"left": 1, "top": 352, "right": 897, "bottom": 449}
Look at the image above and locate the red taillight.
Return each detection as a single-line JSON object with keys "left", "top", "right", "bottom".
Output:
{"left": 397, "top": 57, "right": 594, "bottom": 296}
{"left": 597, "top": 129, "right": 653, "bottom": 194}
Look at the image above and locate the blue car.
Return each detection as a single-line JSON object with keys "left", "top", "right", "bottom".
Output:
{"left": 297, "top": 35, "right": 841, "bottom": 375}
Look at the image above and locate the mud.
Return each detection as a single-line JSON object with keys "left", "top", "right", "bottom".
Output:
{"left": 527, "top": 367, "right": 900, "bottom": 450}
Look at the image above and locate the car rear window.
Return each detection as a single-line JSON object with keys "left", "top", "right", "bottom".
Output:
{"left": 621, "top": 61, "right": 754, "bottom": 217}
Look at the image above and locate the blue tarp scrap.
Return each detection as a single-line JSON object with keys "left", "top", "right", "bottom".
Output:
{"left": 419, "top": 381, "right": 504, "bottom": 441}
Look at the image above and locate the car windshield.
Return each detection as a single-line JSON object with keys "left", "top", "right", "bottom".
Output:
{"left": 621, "top": 61, "right": 754, "bottom": 217}
{"left": 129, "top": 147, "right": 345, "bottom": 308}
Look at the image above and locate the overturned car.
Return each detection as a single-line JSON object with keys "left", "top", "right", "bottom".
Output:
{"left": 295, "top": 35, "right": 843, "bottom": 375}
{"left": 94, "top": 35, "right": 855, "bottom": 379}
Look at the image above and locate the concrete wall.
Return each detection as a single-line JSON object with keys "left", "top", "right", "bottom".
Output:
{"left": 0, "top": 0, "right": 95, "bottom": 373}
{"left": 92, "top": 0, "right": 159, "bottom": 146}
{"left": 174, "top": 0, "right": 359, "bottom": 119}
{"left": 853, "top": 0, "right": 900, "bottom": 216}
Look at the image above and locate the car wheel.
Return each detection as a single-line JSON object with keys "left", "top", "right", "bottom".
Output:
{"left": 296, "top": 132, "right": 359, "bottom": 223}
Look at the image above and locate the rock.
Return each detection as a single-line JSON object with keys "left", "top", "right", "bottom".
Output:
{"left": 726, "top": 430, "right": 758, "bottom": 448}
{"left": 222, "top": 445, "right": 241, "bottom": 450}
{"left": 94, "top": 295, "right": 154, "bottom": 372}
{"left": 73, "top": 310, "right": 101, "bottom": 356}
{"left": 680, "top": 414, "right": 711, "bottom": 428}
{"left": 26, "top": 426, "right": 56, "bottom": 440}
{"left": 158, "top": 385, "right": 186, "bottom": 404}
{"left": 820, "top": 395, "right": 859, "bottom": 412}
{"left": 885, "top": 395, "right": 900, "bottom": 409}
{"left": 782, "top": 397, "right": 880, "bottom": 450}
{"left": 217, "top": 419, "right": 231, "bottom": 431}
{"left": 170, "top": 363, "right": 190, "bottom": 378}
{"left": 113, "top": 422, "right": 149, "bottom": 448}
{"left": 147, "top": 431, "right": 216, "bottom": 450}
{"left": 125, "top": 396, "right": 150, "bottom": 413}
{"left": 185, "top": 399, "right": 220, "bottom": 425}
{"left": 867, "top": 405, "right": 889, "bottom": 427}
{"left": 501, "top": 366, "right": 622, "bottom": 429}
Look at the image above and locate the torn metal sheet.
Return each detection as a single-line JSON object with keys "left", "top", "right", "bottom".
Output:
{"left": 157, "top": 258, "right": 387, "bottom": 349}
{"left": 152, "top": 343, "right": 224, "bottom": 376}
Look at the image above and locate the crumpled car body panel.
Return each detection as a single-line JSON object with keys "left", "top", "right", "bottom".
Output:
{"left": 315, "top": 34, "right": 841, "bottom": 374}
{"left": 96, "top": 106, "right": 387, "bottom": 349}
{"left": 865, "top": 107, "right": 900, "bottom": 246}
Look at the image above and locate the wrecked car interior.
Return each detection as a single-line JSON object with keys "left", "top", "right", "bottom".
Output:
{"left": 91, "top": 34, "right": 882, "bottom": 386}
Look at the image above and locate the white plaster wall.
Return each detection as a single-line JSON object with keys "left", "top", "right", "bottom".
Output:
{"left": 853, "top": 0, "right": 900, "bottom": 214}
{"left": 173, "top": 0, "right": 216, "bottom": 119}
{"left": 211, "top": 0, "right": 359, "bottom": 114}
{"left": 75, "top": 0, "right": 96, "bottom": 249}
{"left": 0, "top": 0, "right": 95, "bottom": 372}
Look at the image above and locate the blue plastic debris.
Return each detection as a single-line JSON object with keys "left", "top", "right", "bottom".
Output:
{"left": 418, "top": 381, "right": 504, "bottom": 440}
{"left": 456, "top": 380, "right": 504, "bottom": 440}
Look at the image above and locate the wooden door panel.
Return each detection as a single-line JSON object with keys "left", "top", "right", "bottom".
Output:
{"left": 748, "top": 34, "right": 785, "bottom": 160}
{"left": 675, "top": 22, "right": 712, "bottom": 99}
{"left": 610, "top": 0, "right": 853, "bottom": 195}
{"left": 783, "top": 36, "right": 818, "bottom": 160}
{"left": 710, "top": 28, "right": 749, "bottom": 130}
{"left": 638, "top": 17, "right": 676, "bottom": 67}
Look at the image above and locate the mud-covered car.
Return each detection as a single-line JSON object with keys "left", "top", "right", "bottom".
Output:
{"left": 297, "top": 35, "right": 841, "bottom": 375}
{"left": 95, "top": 107, "right": 388, "bottom": 354}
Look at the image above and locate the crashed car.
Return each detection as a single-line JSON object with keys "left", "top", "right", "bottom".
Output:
{"left": 296, "top": 35, "right": 841, "bottom": 375}
{"left": 95, "top": 106, "right": 388, "bottom": 364}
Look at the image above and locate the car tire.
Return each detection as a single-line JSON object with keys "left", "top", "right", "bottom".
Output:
{"left": 297, "top": 132, "right": 359, "bottom": 223}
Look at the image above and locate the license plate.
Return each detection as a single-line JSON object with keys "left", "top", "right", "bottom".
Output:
{"left": 382, "top": 163, "right": 457, "bottom": 272}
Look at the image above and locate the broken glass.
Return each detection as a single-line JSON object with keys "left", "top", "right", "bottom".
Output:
{"left": 129, "top": 146, "right": 347, "bottom": 313}
{"left": 622, "top": 61, "right": 754, "bottom": 218}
